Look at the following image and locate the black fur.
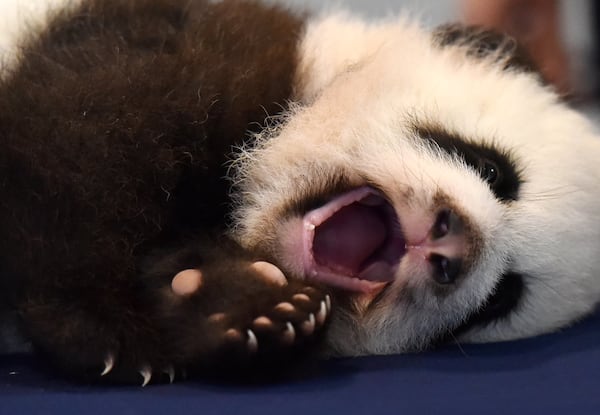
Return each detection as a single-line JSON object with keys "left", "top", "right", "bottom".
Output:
{"left": 432, "top": 24, "right": 541, "bottom": 78}
{"left": 414, "top": 124, "right": 522, "bottom": 201}
{"left": 0, "top": 0, "right": 330, "bottom": 383}
{"left": 454, "top": 272, "right": 525, "bottom": 334}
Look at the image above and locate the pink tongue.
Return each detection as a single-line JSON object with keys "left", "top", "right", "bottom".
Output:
{"left": 313, "top": 204, "right": 386, "bottom": 275}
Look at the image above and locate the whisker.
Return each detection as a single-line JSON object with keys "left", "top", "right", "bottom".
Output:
{"left": 448, "top": 331, "right": 469, "bottom": 357}
{"left": 523, "top": 274, "right": 571, "bottom": 303}
{"left": 521, "top": 185, "right": 581, "bottom": 202}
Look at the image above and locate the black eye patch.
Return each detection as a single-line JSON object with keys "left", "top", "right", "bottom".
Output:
{"left": 414, "top": 124, "right": 522, "bottom": 201}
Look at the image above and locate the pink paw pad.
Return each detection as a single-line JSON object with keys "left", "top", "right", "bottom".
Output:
{"left": 249, "top": 261, "right": 288, "bottom": 286}
{"left": 171, "top": 269, "right": 203, "bottom": 296}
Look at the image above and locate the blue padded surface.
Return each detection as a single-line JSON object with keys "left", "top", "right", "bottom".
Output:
{"left": 1, "top": 310, "right": 599, "bottom": 415}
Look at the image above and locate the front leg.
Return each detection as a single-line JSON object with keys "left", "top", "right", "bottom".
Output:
{"left": 20, "top": 238, "right": 331, "bottom": 385}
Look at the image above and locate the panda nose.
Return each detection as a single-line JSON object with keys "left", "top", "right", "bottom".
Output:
{"left": 427, "top": 209, "right": 466, "bottom": 285}
{"left": 429, "top": 254, "right": 462, "bottom": 285}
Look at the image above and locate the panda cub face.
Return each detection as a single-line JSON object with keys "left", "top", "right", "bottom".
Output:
{"left": 232, "top": 14, "right": 600, "bottom": 356}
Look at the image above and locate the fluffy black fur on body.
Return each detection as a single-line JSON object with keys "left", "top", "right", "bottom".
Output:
{"left": 0, "top": 0, "right": 329, "bottom": 383}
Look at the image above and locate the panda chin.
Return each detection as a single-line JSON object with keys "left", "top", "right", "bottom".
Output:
{"left": 300, "top": 187, "right": 405, "bottom": 292}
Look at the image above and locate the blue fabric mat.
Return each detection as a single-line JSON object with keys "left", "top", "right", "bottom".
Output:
{"left": 1, "top": 311, "right": 599, "bottom": 415}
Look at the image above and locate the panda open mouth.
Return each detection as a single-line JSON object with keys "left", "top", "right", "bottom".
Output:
{"left": 302, "top": 187, "right": 405, "bottom": 292}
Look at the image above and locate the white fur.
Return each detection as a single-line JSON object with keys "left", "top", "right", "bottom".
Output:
{"left": 234, "top": 12, "right": 600, "bottom": 355}
{"left": 0, "top": 0, "right": 81, "bottom": 77}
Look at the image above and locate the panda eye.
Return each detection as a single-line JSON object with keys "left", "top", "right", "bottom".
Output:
{"left": 479, "top": 159, "right": 500, "bottom": 186}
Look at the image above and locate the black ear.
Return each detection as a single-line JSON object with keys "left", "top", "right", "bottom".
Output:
{"left": 432, "top": 24, "right": 543, "bottom": 80}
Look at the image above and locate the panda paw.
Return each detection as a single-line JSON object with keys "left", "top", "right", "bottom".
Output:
{"left": 213, "top": 283, "right": 331, "bottom": 360}
{"left": 101, "top": 259, "right": 333, "bottom": 385}
{"left": 26, "top": 248, "right": 332, "bottom": 386}
{"left": 167, "top": 261, "right": 332, "bottom": 375}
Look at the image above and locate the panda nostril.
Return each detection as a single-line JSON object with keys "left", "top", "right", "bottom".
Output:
{"left": 429, "top": 254, "right": 461, "bottom": 284}
{"left": 432, "top": 209, "right": 451, "bottom": 239}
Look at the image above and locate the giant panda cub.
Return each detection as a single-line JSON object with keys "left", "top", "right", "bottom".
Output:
{"left": 2, "top": 0, "right": 600, "bottom": 385}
